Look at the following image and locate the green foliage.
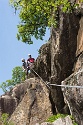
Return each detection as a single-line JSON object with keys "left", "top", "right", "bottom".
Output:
{"left": 46, "top": 114, "right": 67, "bottom": 122}
{"left": 0, "top": 113, "right": 14, "bottom": 125}
{"left": 9, "top": 0, "right": 81, "bottom": 44}
{"left": 0, "top": 82, "right": 8, "bottom": 93}
{"left": 70, "top": 115, "right": 78, "bottom": 125}
{"left": 12, "top": 66, "right": 26, "bottom": 84}
{"left": 0, "top": 66, "right": 26, "bottom": 92}
{"left": 46, "top": 114, "right": 78, "bottom": 125}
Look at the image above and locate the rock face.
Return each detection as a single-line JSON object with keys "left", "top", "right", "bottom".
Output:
{"left": 61, "top": 15, "right": 83, "bottom": 125}
{"left": 62, "top": 56, "right": 83, "bottom": 124}
{"left": 0, "top": 94, "right": 17, "bottom": 116}
{"left": 34, "top": 42, "right": 51, "bottom": 82}
{"left": 0, "top": 80, "right": 38, "bottom": 116}
{"left": 62, "top": 65, "right": 83, "bottom": 125}
{"left": 9, "top": 78, "right": 53, "bottom": 125}
{"left": 33, "top": 6, "right": 83, "bottom": 125}
{"left": 76, "top": 17, "right": 83, "bottom": 57}
{"left": 34, "top": 12, "right": 80, "bottom": 114}
{"left": 50, "top": 12, "right": 80, "bottom": 113}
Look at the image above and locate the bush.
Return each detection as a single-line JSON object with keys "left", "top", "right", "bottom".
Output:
{"left": 46, "top": 114, "right": 67, "bottom": 123}
{"left": 0, "top": 113, "right": 14, "bottom": 125}
{"left": 46, "top": 114, "right": 78, "bottom": 125}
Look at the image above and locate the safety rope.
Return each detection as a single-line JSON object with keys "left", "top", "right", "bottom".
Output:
{"left": 48, "top": 84, "right": 83, "bottom": 89}
{"left": 31, "top": 67, "right": 83, "bottom": 89}
{"left": 49, "top": 68, "right": 83, "bottom": 89}
{"left": 31, "top": 68, "right": 51, "bottom": 89}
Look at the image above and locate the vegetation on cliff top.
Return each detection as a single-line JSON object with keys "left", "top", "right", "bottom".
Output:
{"left": 10, "top": 0, "right": 83, "bottom": 44}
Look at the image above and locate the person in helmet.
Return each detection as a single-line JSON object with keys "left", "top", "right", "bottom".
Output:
{"left": 26, "top": 54, "right": 35, "bottom": 78}
{"left": 21, "top": 58, "right": 29, "bottom": 78}
{"left": 27, "top": 54, "right": 35, "bottom": 64}
{"left": 27, "top": 54, "right": 35, "bottom": 75}
{"left": 21, "top": 58, "right": 26, "bottom": 70}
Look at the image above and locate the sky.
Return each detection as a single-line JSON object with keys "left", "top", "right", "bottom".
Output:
{"left": 0, "top": 0, "right": 50, "bottom": 95}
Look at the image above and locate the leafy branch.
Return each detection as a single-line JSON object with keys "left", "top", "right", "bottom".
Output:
{"left": 10, "top": 0, "right": 83, "bottom": 44}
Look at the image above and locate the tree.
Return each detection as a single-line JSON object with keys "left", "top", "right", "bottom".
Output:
{"left": 12, "top": 66, "right": 26, "bottom": 84}
{"left": 0, "top": 66, "right": 26, "bottom": 92}
{"left": 10, "top": 0, "right": 83, "bottom": 44}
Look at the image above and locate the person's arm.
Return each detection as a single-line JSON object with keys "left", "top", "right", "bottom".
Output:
{"left": 22, "top": 63, "right": 26, "bottom": 71}
{"left": 33, "top": 58, "right": 35, "bottom": 62}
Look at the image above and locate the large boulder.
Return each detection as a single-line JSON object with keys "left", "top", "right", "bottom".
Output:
{"left": 9, "top": 77, "right": 53, "bottom": 125}
{"left": 0, "top": 95, "right": 17, "bottom": 116}
{"left": 0, "top": 79, "right": 36, "bottom": 116}
{"left": 62, "top": 51, "right": 83, "bottom": 125}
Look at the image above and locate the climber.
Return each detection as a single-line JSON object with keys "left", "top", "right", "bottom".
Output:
{"left": 26, "top": 54, "right": 35, "bottom": 77}
{"left": 21, "top": 58, "right": 29, "bottom": 78}
{"left": 27, "top": 54, "right": 35, "bottom": 68}
{"left": 27, "top": 54, "right": 35, "bottom": 63}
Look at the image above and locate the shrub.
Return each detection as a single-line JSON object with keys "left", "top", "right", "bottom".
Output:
{"left": 46, "top": 114, "right": 78, "bottom": 125}
{"left": 46, "top": 113, "right": 67, "bottom": 122}
{"left": 0, "top": 113, "right": 14, "bottom": 125}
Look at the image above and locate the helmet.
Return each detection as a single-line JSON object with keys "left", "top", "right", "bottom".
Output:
{"left": 21, "top": 58, "right": 25, "bottom": 62}
{"left": 28, "top": 54, "right": 31, "bottom": 56}
{"left": 28, "top": 54, "right": 31, "bottom": 57}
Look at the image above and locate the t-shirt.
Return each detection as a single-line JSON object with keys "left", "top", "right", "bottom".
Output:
{"left": 28, "top": 58, "right": 35, "bottom": 63}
